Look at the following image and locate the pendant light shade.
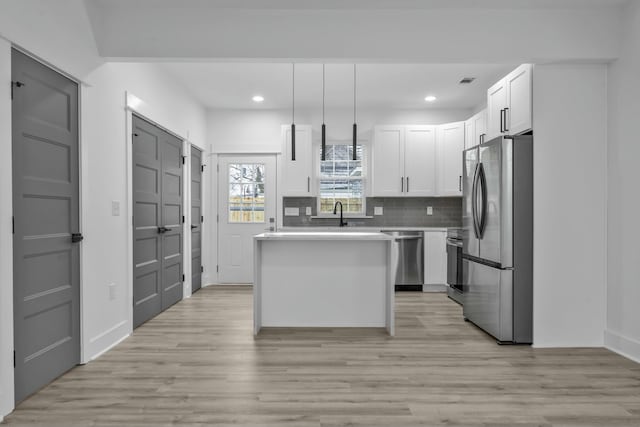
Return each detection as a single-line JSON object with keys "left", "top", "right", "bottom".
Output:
{"left": 291, "top": 63, "right": 296, "bottom": 161}
{"left": 321, "top": 64, "right": 326, "bottom": 161}
{"left": 352, "top": 64, "right": 357, "bottom": 161}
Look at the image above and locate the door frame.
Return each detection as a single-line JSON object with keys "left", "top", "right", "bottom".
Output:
{"left": 5, "top": 46, "right": 85, "bottom": 410}
{"left": 216, "top": 153, "right": 279, "bottom": 284}
{"left": 125, "top": 98, "right": 193, "bottom": 331}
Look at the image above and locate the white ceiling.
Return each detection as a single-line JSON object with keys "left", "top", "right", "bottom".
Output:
{"left": 160, "top": 63, "right": 516, "bottom": 110}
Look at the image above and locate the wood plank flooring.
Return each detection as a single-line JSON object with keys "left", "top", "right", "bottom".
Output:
{"left": 4, "top": 286, "right": 640, "bottom": 426}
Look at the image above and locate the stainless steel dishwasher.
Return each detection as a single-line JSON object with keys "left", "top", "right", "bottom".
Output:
{"left": 381, "top": 231, "right": 424, "bottom": 291}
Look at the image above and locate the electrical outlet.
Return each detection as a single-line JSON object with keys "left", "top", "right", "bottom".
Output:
{"left": 111, "top": 200, "right": 120, "bottom": 216}
{"left": 426, "top": 206, "right": 433, "bottom": 215}
{"left": 305, "top": 206, "right": 312, "bottom": 216}
{"left": 284, "top": 207, "right": 300, "bottom": 216}
{"left": 374, "top": 206, "right": 384, "bottom": 215}
{"left": 108, "top": 283, "right": 117, "bottom": 300}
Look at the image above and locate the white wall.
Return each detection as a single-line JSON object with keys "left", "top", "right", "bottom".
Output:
{"left": 208, "top": 108, "right": 471, "bottom": 153}
{"left": 80, "top": 62, "right": 207, "bottom": 361}
{"left": 606, "top": 1, "right": 640, "bottom": 362}
{"left": 0, "top": 37, "right": 14, "bottom": 421}
{"left": 532, "top": 64, "right": 607, "bottom": 347}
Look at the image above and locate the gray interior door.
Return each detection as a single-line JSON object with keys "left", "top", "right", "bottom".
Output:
{"left": 190, "top": 146, "right": 203, "bottom": 293}
{"left": 132, "top": 115, "right": 183, "bottom": 328}
{"left": 11, "top": 49, "right": 80, "bottom": 403}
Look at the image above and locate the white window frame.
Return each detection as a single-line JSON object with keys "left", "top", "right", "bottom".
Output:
{"left": 315, "top": 142, "right": 367, "bottom": 217}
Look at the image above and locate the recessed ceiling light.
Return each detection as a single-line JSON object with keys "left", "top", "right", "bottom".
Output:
{"left": 252, "top": 95, "right": 264, "bottom": 103}
{"left": 424, "top": 95, "right": 437, "bottom": 102}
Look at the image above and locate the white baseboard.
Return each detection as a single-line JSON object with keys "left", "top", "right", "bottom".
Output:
{"left": 84, "top": 319, "right": 130, "bottom": 363}
{"left": 423, "top": 284, "right": 447, "bottom": 292}
{"left": 605, "top": 329, "right": 640, "bottom": 363}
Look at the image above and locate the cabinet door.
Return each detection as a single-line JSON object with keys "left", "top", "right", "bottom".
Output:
{"left": 424, "top": 231, "right": 447, "bottom": 285}
{"left": 486, "top": 79, "right": 507, "bottom": 141}
{"left": 473, "top": 109, "right": 487, "bottom": 146}
{"left": 372, "top": 126, "right": 404, "bottom": 196}
{"left": 464, "top": 118, "right": 475, "bottom": 150}
{"left": 281, "top": 125, "right": 313, "bottom": 196}
{"left": 505, "top": 64, "right": 532, "bottom": 136}
{"left": 404, "top": 126, "right": 436, "bottom": 196}
{"left": 437, "top": 122, "right": 464, "bottom": 196}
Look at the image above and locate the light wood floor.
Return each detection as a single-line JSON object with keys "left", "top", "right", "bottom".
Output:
{"left": 4, "top": 286, "right": 640, "bottom": 427}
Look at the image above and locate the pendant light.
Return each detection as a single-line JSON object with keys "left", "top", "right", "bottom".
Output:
{"left": 352, "top": 64, "right": 357, "bottom": 161}
{"left": 321, "top": 64, "right": 326, "bottom": 161}
{"left": 291, "top": 63, "right": 296, "bottom": 161}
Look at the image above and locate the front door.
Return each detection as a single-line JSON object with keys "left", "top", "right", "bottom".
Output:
{"left": 218, "top": 155, "right": 276, "bottom": 283}
{"left": 12, "top": 49, "right": 80, "bottom": 402}
{"left": 190, "top": 146, "right": 203, "bottom": 293}
{"left": 132, "top": 115, "right": 184, "bottom": 328}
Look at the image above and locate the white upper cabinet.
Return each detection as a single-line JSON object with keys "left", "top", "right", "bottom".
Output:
{"left": 464, "top": 109, "right": 487, "bottom": 150}
{"left": 280, "top": 124, "right": 313, "bottom": 196}
{"left": 372, "top": 125, "right": 436, "bottom": 197}
{"left": 486, "top": 64, "right": 533, "bottom": 140}
{"left": 437, "top": 121, "right": 464, "bottom": 196}
{"left": 487, "top": 78, "right": 508, "bottom": 140}
{"left": 505, "top": 65, "right": 533, "bottom": 136}
{"left": 404, "top": 126, "right": 437, "bottom": 196}
{"left": 464, "top": 119, "right": 474, "bottom": 150}
{"left": 372, "top": 126, "right": 405, "bottom": 196}
{"left": 473, "top": 109, "right": 487, "bottom": 146}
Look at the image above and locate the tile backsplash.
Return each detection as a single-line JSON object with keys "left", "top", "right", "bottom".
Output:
{"left": 283, "top": 197, "right": 462, "bottom": 228}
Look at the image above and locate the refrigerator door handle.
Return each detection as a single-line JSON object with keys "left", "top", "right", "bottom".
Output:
{"left": 477, "top": 162, "right": 488, "bottom": 238}
{"left": 471, "top": 163, "right": 480, "bottom": 239}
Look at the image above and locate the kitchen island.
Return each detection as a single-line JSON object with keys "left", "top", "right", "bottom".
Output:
{"left": 253, "top": 232, "right": 395, "bottom": 336}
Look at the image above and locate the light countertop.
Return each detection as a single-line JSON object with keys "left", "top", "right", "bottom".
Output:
{"left": 255, "top": 231, "right": 393, "bottom": 241}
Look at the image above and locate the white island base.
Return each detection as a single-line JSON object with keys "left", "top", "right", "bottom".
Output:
{"left": 253, "top": 232, "right": 395, "bottom": 336}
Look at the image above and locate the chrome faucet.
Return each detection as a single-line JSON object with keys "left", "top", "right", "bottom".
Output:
{"left": 333, "top": 201, "right": 348, "bottom": 227}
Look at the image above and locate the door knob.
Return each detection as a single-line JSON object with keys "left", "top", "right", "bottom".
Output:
{"left": 190, "top": 225, "right": 197, "bottom": 230}
{"left": 157, "top": 226, "right": 172, "bottom": 233}
{"left": 71, "top": 233, "right": 83, "bottom": 243}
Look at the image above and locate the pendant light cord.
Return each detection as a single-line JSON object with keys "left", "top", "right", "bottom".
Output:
{"left": 292, "top": 63, "right": 295, "bottom": 124}
{"left": 353, "top": 64, "right": 356, "bottom": 123}
{"left": 322, "top": 64, "right": 325, "bottom": 124}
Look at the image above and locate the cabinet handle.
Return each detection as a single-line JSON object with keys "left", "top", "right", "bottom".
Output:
{"left": 503, "top": 107, "right": 509, "bottom": 132}
{"left": 307, "top": 176, "right": 310, "bottom": 193}
{"left": 459, "top": 175, "right": 462, "bottom": 192}
{"left": 406, "top": 177, "right": 410, "bottom": 193}
{"left": 401, "top": 177, "right": 404, "bottom": 193}
{"left": 480, "top": 133, "right": 486, "bottom": 145}
{"left": 499, "top": 109, "right": 504, "bottom": 133}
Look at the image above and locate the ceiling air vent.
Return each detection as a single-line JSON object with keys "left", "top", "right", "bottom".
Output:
{"left": 459, "top": 77, "right": 476, "bottom": 84}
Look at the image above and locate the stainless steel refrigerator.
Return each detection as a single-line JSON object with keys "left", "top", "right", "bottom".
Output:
{"left": 462, "top": 135, "right": 533, "bottom": 344}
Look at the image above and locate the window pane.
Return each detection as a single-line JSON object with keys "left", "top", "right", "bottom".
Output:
{"left": 228, "top": 163, "right": 266, "bottom": 223}
{"left": 317, "top": 145, "right": 364, "bottom": 215}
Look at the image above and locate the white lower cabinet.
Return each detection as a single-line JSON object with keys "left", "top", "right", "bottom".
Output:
{"left": 424, "top": 231, "right": 447, "bottom": 289}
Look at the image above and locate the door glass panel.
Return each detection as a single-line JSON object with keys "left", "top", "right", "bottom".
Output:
{"left": 228, "top": 163, "right": 266, "bottom": 223}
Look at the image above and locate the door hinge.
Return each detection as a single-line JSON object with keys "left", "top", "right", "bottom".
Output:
{"left": 201, "top": 215, "right": 204, "bottom": 223}
{"left": 201, "top": 164, "right": 205, "bottom": 172}
{"left": 182, "top": 156, "right": 186, "bottom": 165}
{"left": 13, "top": 350, "right": 16, "bottom": 367}
{"left": 182, "top": 215, "right": 185, "bottom": 224}
{"left": 216, "top": 214, "right": 219, "bottom": 223}
{"left": 216, "top": 265, "right": 219, "bottom": 273}
{"left": 201, "top": 266, "right": 204, "bottom": 273}
{"left": 12, "top": 216, "right": 14, "bottom": 234}
{"left": 182, "top": 274, "right": 185, "bottom": 282}
{"left": 217, "top": 164, "right": 220, "bottom": 173}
